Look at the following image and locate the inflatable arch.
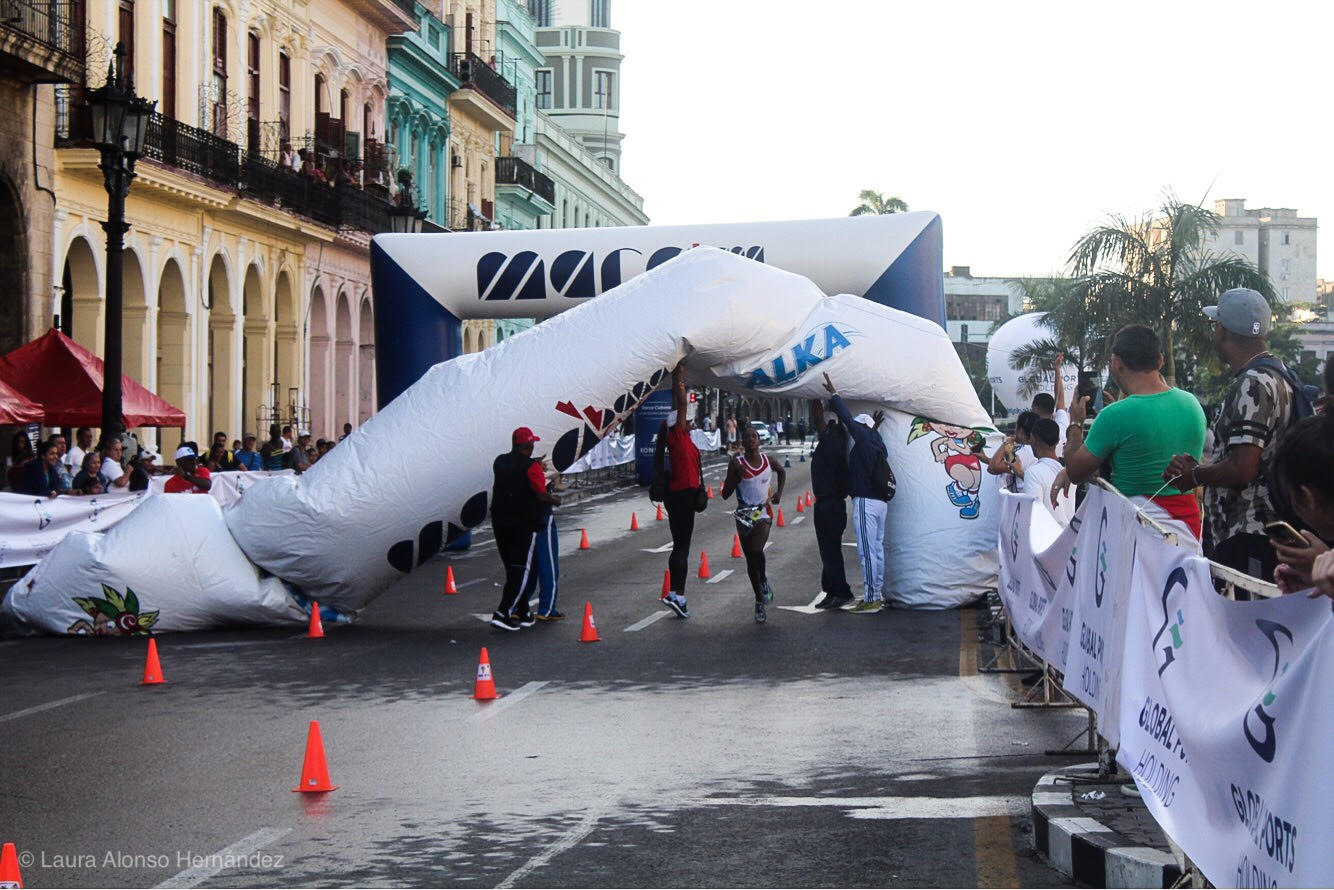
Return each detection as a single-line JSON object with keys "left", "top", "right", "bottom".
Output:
{"left": 369, "top": 213, "right": 947, "bottom": 404}
{"left": 4, "top": 223, "right": 1003, "bottom": 635}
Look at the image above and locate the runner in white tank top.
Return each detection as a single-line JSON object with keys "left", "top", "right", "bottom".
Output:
{"left": 721, "top": 423, "right": 786, "bottom": 623}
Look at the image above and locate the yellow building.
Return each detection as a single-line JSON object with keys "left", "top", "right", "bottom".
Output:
{"left": 54, "top": 0, "right": 414, "bottom": 451}
{"left": 438, "top": 0, "right": 514, "bottom": 354}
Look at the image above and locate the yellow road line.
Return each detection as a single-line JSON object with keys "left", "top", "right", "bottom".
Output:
{"left": 960, "top": 608, "right": 1021, "bottom": 888}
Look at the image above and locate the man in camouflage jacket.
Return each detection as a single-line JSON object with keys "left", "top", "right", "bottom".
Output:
{"left": 1166, "top": 288, "right": 1294, "bottom": 582}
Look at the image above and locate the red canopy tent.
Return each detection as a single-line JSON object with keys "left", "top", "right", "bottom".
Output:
{"left": 0, "top": 375, "right": 43, "bottom": 425}
{"left": 0, "top": 329, "right": 185, "bottom": 428}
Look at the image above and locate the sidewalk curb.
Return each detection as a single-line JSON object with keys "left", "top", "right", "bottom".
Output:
{"left": 1031, "top": 763, "right": 1181, "bottom": 888}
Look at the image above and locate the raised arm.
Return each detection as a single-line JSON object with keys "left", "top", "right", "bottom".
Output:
{"left": 672, "top": 362, "right": 688, "bottom": 429}
{"left": 1053, "top": 352, "right": 1067, "bottom": 411}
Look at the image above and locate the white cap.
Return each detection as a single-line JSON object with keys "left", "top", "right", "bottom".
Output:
{"left": 853, "top": 413, "right": 875, "bottom": 428}
{"left": 137, "top": 447, "right": 159, "bottom": 461}
{"left": 174, "top": 445, "right": 196, "bottom": 460}
{"left": 298, "top": 428, "right": 311, "bottom": 437}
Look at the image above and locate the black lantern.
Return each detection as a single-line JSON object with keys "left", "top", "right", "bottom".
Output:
{"left": 85, "top": 43, "right": 157, "bottom": 446}
{"left": 388, "top": 169, "right": 428, "bottom": 234}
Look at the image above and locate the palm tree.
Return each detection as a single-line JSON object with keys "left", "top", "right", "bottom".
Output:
{"left": 1066, "top": 193, "right": 1275, "bottom": 385}
{"left": 849, "top": 189, "right": 908, "bottom": 216}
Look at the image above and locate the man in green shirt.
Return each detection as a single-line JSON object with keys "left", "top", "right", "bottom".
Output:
{"left": 1052, "top": 325, "right": 1206, "bottom": 543}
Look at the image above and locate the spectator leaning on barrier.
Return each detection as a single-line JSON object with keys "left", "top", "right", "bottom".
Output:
{"left": 71, "top": 452, "right": 102, "bottom": 494}
{"left": 987, "top": 409, "right": 1038, "bottom": 490}
{"left": 1053, "top": 324, "right": 1207, "bottom": 543}
{"left": 164, "top": 446, "right": 212, "bottom": 494}
{"left": 1164, "top": 288, "right": 1300, "bottom": 581}
{"left": 235, "top": 434, "right": 261, "bottom": 471}
{"left": 128, "top": 447, "right": 158, "bottom": 492}
{"left": 1270, "top": 414, "right": 1334, "bottom": 598}
{"left": 97, "top": 438, "right": 130, "bottom": 490}
{"left": 1019, "top": 419, "right": 1073, "bottom": 526}
{"left": 261, "top": 425, "right": 286, "bottom": 471}
{"left": 16, "top": 439, "right": 65, "bottom": 498}
{"left": 50, "top": 434, "right": 74, "bottom": 492}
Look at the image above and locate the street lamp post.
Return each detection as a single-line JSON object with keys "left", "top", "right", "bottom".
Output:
{"left": 86, "top": 43, "right": 156, "bottom": 447}
{"left": 388, "top": 169, "right": 428, "bottom": 234}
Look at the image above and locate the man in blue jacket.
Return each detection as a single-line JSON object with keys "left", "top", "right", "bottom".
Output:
{"left": 822, "top": 373, "right": 895, "bottom": 613}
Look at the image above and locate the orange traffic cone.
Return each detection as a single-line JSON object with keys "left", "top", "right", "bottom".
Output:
{"left": 776, "top": 507, "right": 786, "bottom": 527}
{"left": 655, "top": 503, "right": 664, "bottom": 521}
{"left": 307, "top": 602, "right": 325, "bottom": 639}
{"left": 292, "top": 720, "right": 337, "bottom": 793}
{"left": 698, "top": 551, "right": 711, "bottom": 579}
{"left": 630, "top": 512, "right": 639, "bottom": 531}
{"left": 141, "top": 638, "right": 165, "bottom": 685}
{"left": 706, "top": 484, "right": 714, "bottom": 499}
{"left": 731, "top": 533, "right": 743, "bottom": 558}
{"left": 796, "top": 497, "right": 805, "bottom": 513}
{"left": 1, "top": 841, "right": 23, "bottom": 888}
{"left": 805, "top": 491, "right": 813, "bottom": 507}
{"left": 579, "top": 528, "right": 590, "bottom": 550}
{"left": 579, "top": 602, "right": 600, "bottom": 642}
{"left": 661, "top": 569, "right": 671, "bottom": 600}
{"left": 474, "top": 647, "right": 498, "bottom": 701}
{"left": 443, "top": 566, "right": 459, "bottom": 595}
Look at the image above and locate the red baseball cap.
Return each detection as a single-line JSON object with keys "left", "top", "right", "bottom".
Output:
{"left": 512, "top": 427, "right": 540, "bottom": 444}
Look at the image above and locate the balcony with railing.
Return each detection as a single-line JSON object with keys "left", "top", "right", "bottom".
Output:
{"left": 496, "top": 155, "right": 555, "bottom": 206}
{"left": 55, "top": 89, "right": 401, "bottom": 235}
{"left": 449, "top": 52, "right": 516, "bottom": 122}
{"left": 0, "top": 0, "right": 85, "bottom": 84}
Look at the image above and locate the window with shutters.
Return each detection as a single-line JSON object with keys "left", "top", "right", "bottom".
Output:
{"left": 278, "top": 52, "right": 290, "bottom": 142}
{"left": 161, "top": 1, "right": 176, "bottom": 119}
{"left": 119, "top": 0, "right": 135, "bottom": 80}
{"left": 247, "top": 32, "right": 260, "bottom": 152}
{"left": 211, "top": 8, "right": 228, "bottom": 136}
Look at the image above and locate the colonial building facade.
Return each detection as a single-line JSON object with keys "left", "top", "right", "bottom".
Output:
{"left": 53, "top": 0, "right": 413, "bottom": 450}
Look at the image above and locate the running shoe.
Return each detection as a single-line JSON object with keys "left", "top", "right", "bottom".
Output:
{"left": 665, "top": 593, "right": 690, "bottom": 619}
{"left": 815, "top": 593, "right": 853, "bottom": 610}
{"left": 536, "top": 610, "right": 566, "bottom": 621}
{"left": 761, "top": 580, "right": 774, "bottom": 604}
{"left": 849, "top": 599, "right": 883, "bottom": 614}
{"left": 512, "top": 612, "right": 537, "bottom": 628}
{"left": 754, "top": 601, "right": 767, "bottom": 623}
{"left": 490, "top": 612, "right": 522, "bottom": 631}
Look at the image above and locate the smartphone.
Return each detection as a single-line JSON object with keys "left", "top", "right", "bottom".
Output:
{"left": 1264, "top": 521, "right": 1308, "bottom": 548}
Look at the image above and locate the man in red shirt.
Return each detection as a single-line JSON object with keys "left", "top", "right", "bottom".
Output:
{"left": 654, "top": 363, "right": 703, "bottom": 618}
{"left": 489, "top": 427, "right": 562, "bottom": 631}
{"left": 164, "top": 445, "right": 213, "bottom": 494}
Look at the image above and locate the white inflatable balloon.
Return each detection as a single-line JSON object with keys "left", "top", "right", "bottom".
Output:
{"left": 5, "top": 248, "right": 997, "bottom": 631}
{"left": 985, "top": 313, "right": 1078, "bottom": 414}
{"left": 229, "top": 248, "right": 993, "bottom": 612}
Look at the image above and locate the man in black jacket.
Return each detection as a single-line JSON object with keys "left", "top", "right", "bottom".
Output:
{"left": 490, "top": 427, "right": 562, "bottom": 631}
{"left": 810, "top": 399, "right": 854, "bottom": 609}
{"left": 822, "top": 373, "right": 893, "bottom": 613}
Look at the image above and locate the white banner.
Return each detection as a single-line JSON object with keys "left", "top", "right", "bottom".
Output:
{"left": 564, "top": 435, "right": 635, "bottom": 472}
{"left": 995, "top": 489, "right": 1073, "bottom": 666}
{"left": 0, "top": 489, "right": 147, "bottom": 569}
{"left": 1062, "top": 485, "right": 1139, "bottom": 747}
{"left": 1116, "top": 535, "right": 1334, "bottom": 888}
{"left": 0, "top": 470, "right": 295, "bottom": 570}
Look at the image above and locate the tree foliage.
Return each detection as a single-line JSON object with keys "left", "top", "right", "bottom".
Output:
{"left": 1063, "top": 193, "right": 1275, "bottom": 386}
{"left": 849, "top": 189, "right": 908, "bottom": 216}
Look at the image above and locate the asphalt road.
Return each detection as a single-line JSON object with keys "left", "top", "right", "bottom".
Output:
{"left": 0, "top": 444, "right": 1086, "bottom": 888}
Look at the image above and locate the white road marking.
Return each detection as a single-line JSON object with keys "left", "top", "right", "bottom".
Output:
{"left": 496, "top": 809, "right": 604, "bottom": 889}
{"left": 454, "top": 578, "right": 487, "bottom": 590}
{"left": 640, "top": 542, "right": 674, "bottom": 553}
{"left": 777, "top": 593, "right": 825, "bottom": 615}
{"left": 0, "top": 692, "right": 99, "bottom": 724}
{"left": 472, "top": 613, "right": 492, "bottom": 623}
{"left": 624, "top": 611, "right": 671, "bottom": 632}
{"left": 177, "top": 640, "right": 285, "bottom": 650}
{"left": 688, "top": 795, "right": 1026, "bottom": 820}
{"left": 705, "top": 569, "right": 733, "bottom": 584}
{"left": 789, "top": 515, "right": 805, "bottom": 525}
{"left": 156, "top": 826, "right": 291, "bottom": 888}
{"left": 465, "top": 680, "right": 549, "bottom": 724}
{"left": 842, "top": 542, "right": 857, "bottom": 548}
{"left": 763, "top": 541, "right": 773, "bottom": 551}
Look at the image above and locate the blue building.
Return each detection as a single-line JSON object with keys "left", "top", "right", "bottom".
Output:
{"left": 386, "top": 4, "right": 460, "bottom": 229}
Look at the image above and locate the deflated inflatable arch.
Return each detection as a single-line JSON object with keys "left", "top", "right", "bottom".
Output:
{"left": 370, "top": 213, "right": 946, "bottom": 405}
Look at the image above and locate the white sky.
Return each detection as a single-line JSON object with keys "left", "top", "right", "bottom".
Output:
{"left": 615, "top": 0, "right": 1333, "bottom": 281}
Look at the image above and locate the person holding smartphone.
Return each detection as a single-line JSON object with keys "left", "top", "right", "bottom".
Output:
{"left": 1269, "top": 414, "right": 1333, "bottom": 597}
{"left": 1164, "top": 289, "right": 1299, "bottom": 583}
